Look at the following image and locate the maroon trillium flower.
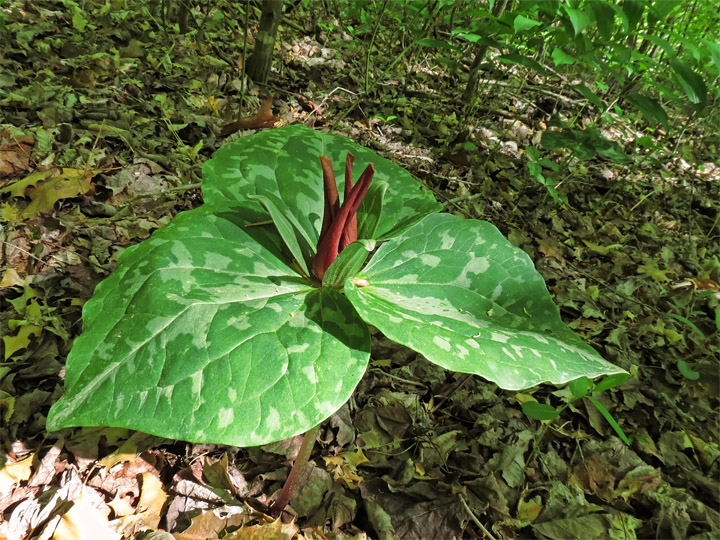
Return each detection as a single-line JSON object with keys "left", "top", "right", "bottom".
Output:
{"left": 312, "top": 152, "right": 375, "bottom": 281}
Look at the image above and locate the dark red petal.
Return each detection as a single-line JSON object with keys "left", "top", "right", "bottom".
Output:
{"left": 313, "top": 162, "right": 374, "bottom": 281}
{"left": 341, "top": 153, "right": 356, "bottom": 250}
{"left": 338, "top": 162, "right": 374, "bottom": 251}
{"left": 318, "top": 156, "right": 339, "bottom": 240}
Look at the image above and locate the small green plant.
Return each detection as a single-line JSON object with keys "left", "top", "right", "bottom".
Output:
{"left": 521, "top": 373, "right": 632, "bottom": 446}
{"left": 525, "top": 145, "right": 565, "bottom": 204}
{"left": 372, "top": 114, "right": 398, "bottom": 124}
{"left": 47, "top": 124, "right": 624, "bottom": 455}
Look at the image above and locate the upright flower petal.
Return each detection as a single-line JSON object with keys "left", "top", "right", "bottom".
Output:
{"left": 318, "top": 156, "right": 339, "bottom": 239}
{"left": 341, "top": 152, "right": 356, "bottom": 250}
{"left": 312, "top": 156, "right": 375, "bottom": 281}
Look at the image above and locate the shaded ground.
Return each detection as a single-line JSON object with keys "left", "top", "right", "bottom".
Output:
{"left": 1, "top": 2, "right": 718, "bottom": 539}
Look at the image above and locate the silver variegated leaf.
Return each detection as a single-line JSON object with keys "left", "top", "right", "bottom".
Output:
{"left": 47, "top": 204, "right": 370, "bottom": 446}
{"left": 345, "top": 213, "right": 625, "bottom": 390}
{"left": 202, "top": 125, "right": 442, "bottom": 246}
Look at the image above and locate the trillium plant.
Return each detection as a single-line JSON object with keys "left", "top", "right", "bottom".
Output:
{"left": 47, "top": 125, "right": 624, "bottom": 512}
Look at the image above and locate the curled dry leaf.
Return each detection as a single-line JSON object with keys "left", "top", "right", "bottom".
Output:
{"left": 220, "top": 97, "right": 279, "bottom": 137}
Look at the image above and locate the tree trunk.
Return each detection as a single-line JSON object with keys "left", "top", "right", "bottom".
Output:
{"left": 461, "top": 0, "right": 512, "bottom": 103}
{"left": 247, "top": 0, "right": 284, "bottom": 84}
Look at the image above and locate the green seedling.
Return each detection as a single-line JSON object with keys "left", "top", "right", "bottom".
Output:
{"left": 373, "top": 114, "right": 398, "bottom": 124}
{"left": 526, "top": 145, "right": 565, "bottom": 204}
{"left": 522, "top": 373, "right": 632, "bottom": 448}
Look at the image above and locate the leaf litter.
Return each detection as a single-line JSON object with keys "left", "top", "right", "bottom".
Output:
{"left": 1, "top": 1, "right": 718, "bottom": 539}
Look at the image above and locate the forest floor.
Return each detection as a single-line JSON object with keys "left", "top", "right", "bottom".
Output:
{"left": 1, "top": 3, "right": 719, "bottom": 540}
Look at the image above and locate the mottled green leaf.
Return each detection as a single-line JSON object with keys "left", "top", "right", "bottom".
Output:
{"left": 47, "top": 204, "right": 370, "bottom": 446}
{"left": 357, "top": 181, "right": 387, "bottom": 241}
{"left": 202, "top": 125, "right": 441, "bottom": 244}
{"left": 248, "top": 193, "right": 314, "bottom": 277}
{"left": 345, "top": 213, "right": 625, "bottom": 390}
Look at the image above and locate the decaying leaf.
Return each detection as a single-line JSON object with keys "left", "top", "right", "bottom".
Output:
{"left": 52, "top": 496, "right": 121, "bottom": 540}
{"left": 0, "top": 167, "right": 94, "bottom": 218}
{"left": 0, "top": 455, "right": 34, "bottom": 497}
{"left": 0, "top": 132, "right": 34, "bottom": 179}
{"left": 220, "top": 97, "right": 279, "bottom": 137}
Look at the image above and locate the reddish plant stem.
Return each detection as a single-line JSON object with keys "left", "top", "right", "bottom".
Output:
{"left": 270, "top": 423, "right": 321, "bottom": 517}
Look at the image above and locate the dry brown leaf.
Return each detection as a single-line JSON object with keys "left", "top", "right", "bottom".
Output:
{"left": 0, "top": 133, "right": 34, "bottom": 179}
{"left": 173, "top": 507, "right": 249, "bottom": 540}
{"left": 220, "top": 98, "right": 279, "bottom": 137}
{"left": 537, "top": 237, "right": 565, "bottom": 263}
{"left": 0, "top": 168, "right": 94, "bottom": 218}
{"left": 569, "top": 455, "right": 617, "bottom": 501}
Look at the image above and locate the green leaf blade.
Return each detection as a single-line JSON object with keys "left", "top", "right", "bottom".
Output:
{"left": 322, "top": 239, "right": 376, "bottom": 289}
{"left": 522, "top": 401, "right": 560, "bottom": 421}
{"left": 345, "top": 214, "right": 625, "bottom": 391}
{"left": 248, "top": 193, "right": 315, "bottom": 276}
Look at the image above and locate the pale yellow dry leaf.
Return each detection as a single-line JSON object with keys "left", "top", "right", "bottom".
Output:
{"left": 107, "top": 492, "right": 135, "bottom": 518}
{"left": 97, "top": 432, "right": 148, "bottom": 470}
{"left": 113, "top": 472, "right": 167, "bottom": 534}
{"left": 0, "top": 167, "right": 94, "bottom": 218}
{"left": 224, "top": 517, "right": 298, "bottom": 540}
{"left": 517, "top": 495, "right": 543, "bottom": 521}
{"left": 136, "top": 473, "right": 166, "bottom": 524}
{"left": 0, "top": 454, "right": 34, "bottom": 496}
{"left": 0, "top": 268, "right": 25, "bottom": 287}
{"left": 3, "top": 323, "right": 42, "bottom": 360}
{"left": 52, "top": 496, "right": 121, "bottom": 540}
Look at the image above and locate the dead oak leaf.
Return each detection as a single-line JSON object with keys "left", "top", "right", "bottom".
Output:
{"left": 569, "top": 455, "right": 617, "bottom": 502}
{"left": 0, "top": 168, "right": 94, "bottom": 218}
